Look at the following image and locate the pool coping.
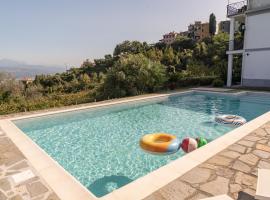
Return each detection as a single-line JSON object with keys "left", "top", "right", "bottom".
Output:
{"left": 1, "top": 89, "right": 270, "bottom": 200}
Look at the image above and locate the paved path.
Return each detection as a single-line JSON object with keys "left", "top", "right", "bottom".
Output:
{"left": 0, "top": 128, "right": 59, "bottom": 200}
{"left": 144, "top": 122, "right": 270, "bottom": 200}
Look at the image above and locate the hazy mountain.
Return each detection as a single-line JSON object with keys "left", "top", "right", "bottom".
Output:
{"left": 0, "top": 59, "right": 67, "bottom": 78}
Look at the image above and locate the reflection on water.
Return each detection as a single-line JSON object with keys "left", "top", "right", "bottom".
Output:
{"left": 200, "top": 121, "right": 218, "bottom": 127}
{"left": 87, "top": 175, "right": 133, "bottom": 197}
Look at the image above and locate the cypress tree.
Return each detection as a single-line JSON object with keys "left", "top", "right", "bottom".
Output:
{"left": 209, "top": 13, "right": 217, "bottom": 36}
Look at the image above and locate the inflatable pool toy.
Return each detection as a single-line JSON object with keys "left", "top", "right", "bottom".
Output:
{"left": 181, "top": 137, "right": 198, "bottom": 153}
{"left": 215, "top": 115, "right": 247, "bottom": 126}
{"left": 140, "top": 133, "right": 181, "bottom": 155}
{"left": 196, "top": 137, "right": 208, "bottom": 148}
{"left": 215, "top": 115, "right": 246, "bottom": 126}
{"left": 181, "top": 138, "right": 197, "bottom": 153}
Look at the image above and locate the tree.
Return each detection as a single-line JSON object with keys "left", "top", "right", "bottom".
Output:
{"left": 0, "top": 72, "right": 24, "bottom": 102}
{"left": 146, "top": 48, "right": 163, "bottom": 62}
{"left": 162, "top": 47, "right": 175, "bottom": 66}
{"left": 175, "top": 49, "right": 193, "bottom": 71}
{"left": 186, "top": 61, "right": 212, "bottom": 77}
{"left": 97, "top": 54, "right": 167, "bottom": 99}
{"left": 81, "top": 59, "right": 94, "bottom": 68}
{"left": 209, "top": 13, "right": 217, "bottom": 36}
{"left": 171, "top": 36, "right": 195, "bottom": 51}
{"left": 79, "top": 74, "right": 91, "bottom": 90}
{"left": 211, "top": 33, "right": 229, "bottom": 61}
{"left": 113, "top": 41, "right": 148, "bottom": 56}
{"left": 193, "top": 42, "right": 208, "bottom": 61}
{"left": 81, "top": 57, "right": 112, "bottom": 75}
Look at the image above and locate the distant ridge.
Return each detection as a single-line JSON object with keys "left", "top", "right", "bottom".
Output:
{"left": 0, "top": 59, "right": 67, "bottom": 78}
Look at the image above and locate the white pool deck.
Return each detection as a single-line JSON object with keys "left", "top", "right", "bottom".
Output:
{"left": 201, "top": 195, "right": 233, "bottom": 200}
{"left": 256, "top": 169, "right": 270, "bottom": 200}
{"left": 1, "top": 89, "right": 270, "bottom": 200}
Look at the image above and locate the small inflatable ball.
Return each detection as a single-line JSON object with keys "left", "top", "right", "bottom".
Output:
{"left": 196, "top": 137, "right": 208, "bottom": 148}
{"left": 181, "top": 137, "right": 198, "bottom": 153}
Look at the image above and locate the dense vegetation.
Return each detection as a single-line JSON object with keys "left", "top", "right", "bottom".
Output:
{"left": 0, "top": 29, "right": 243, "bottom": 115}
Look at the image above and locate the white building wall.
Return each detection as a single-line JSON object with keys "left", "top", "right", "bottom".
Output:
{"left": 243, "top": 51, "right": 270, "bottom": 79}
{"left": 245, "top": 12, "right": 270, "bottom": 49}
{"left": 242, "top": 11, "right": 270, "bottom": 87}
{"left": 249, "top": 0, "right": 270, "bottom": 10}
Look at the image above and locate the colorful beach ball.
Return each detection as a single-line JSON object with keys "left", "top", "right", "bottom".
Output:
{"left": 181, "top": 137, "right": 198, "bottom": 153}
{"left": 196, "top": 137, "right": 208, "bottom": 148}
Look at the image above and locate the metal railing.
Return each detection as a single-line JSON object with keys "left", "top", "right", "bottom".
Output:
{"left": 227, "top": 0, "right": 248, "bottom": 17}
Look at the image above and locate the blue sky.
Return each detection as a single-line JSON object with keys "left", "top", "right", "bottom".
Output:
{"left": 0, "top": 0, "right": 228, "bottom": 66}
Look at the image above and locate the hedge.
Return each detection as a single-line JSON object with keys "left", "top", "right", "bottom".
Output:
{"left": 0, "top": 91, "right": 94, "bottom": 115}
{"left": 176, "top": 76, "right": 218, "bottom": 87}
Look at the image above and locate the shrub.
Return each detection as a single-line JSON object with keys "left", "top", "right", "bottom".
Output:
{"left": 199, "top": 76, "right": 218, "bottom": 86}
{"left": 175, "top": 76, "right": 218, "bottom": 87}
{"left": 0, "top": 91, "right": 94, "bottom": 115}
{"left": 212, "top": 79, "right": 224, "bottom": 87}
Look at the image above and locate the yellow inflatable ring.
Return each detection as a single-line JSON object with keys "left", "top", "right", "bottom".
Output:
{"left": 140, "top": 133, "right": 181, "bottom": 155}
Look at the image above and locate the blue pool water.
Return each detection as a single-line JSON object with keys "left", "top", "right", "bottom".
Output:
{"left": 14, "top": 92, "right": 270, "bottom": 197}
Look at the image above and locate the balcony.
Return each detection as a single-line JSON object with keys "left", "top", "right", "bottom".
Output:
{"left": 227, "top": 0, "right": 248, "bottom": 17}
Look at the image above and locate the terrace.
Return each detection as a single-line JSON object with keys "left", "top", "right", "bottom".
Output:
{"left": 0, "top": 89, "right": 270, "bottom": 200}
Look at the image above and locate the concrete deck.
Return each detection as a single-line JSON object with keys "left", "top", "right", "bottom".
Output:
{"left": 191, "top": 87, "right": 236, "bottom": 93}
{"left": 0, "top": 129, "right": 59, "bottom": 200}
{"left": 144, "top": 122, "right": 270, "bottom": 200}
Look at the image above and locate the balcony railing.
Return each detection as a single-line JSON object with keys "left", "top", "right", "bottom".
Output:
{"left": 227, "top": 0, "right": 248, "bottom": 17}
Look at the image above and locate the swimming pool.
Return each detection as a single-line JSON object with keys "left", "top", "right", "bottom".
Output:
{"left": 14, "top": 91, "right": 270, "bottom": 197}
